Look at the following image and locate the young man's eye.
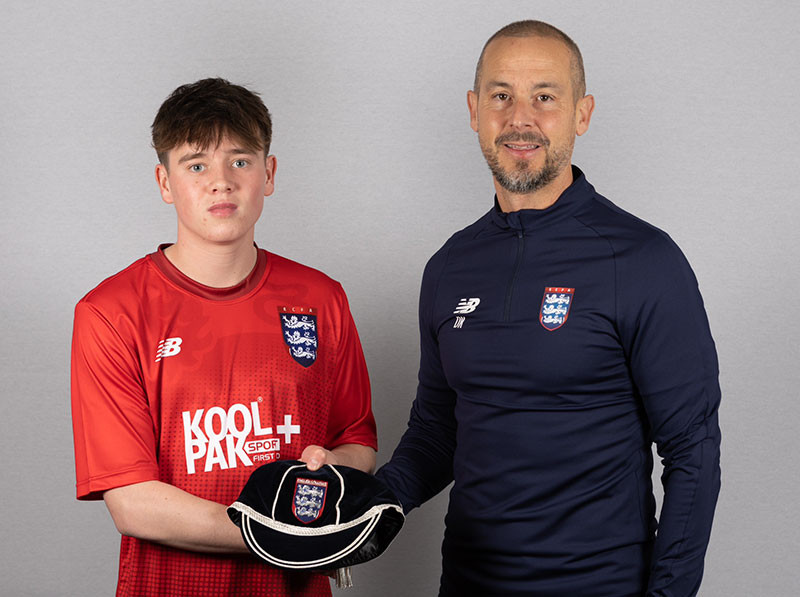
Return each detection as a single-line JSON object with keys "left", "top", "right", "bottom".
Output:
{"left": 189, "top": 164, "right": 205, "bottom": 173}
{"left": 232, "top": 159, "right": 248, "bottom": 168}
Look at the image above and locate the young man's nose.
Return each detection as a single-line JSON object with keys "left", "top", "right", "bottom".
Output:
{"left": 210, "top": 174, "right": 234, "bottom": 193}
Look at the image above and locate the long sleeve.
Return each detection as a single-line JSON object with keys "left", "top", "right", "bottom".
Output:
{"left": 616, "top": 232, "right": 722, "bottom": 596}
{"left": 376, "top": 250, "right": 457, "bottom": 513}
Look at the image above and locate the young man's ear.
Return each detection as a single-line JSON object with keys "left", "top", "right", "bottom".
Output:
{"left": 264, "top": 154, "right": 277, "bottom": 198}
{"left": 155, "top": 163, "right": 173, "bottom": 205}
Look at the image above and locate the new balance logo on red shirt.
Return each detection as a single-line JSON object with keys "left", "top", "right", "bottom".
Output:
{"left": 155, "top": 337, "right": 182, "bottom": 362}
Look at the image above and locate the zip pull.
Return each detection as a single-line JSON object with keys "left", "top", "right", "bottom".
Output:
{"left": 503, "top": 231, "right": 525, "bottom": 322}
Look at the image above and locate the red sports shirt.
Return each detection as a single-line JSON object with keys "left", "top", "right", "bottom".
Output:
{"left": 71, "top": 247, "right": 377, "bottom": 596}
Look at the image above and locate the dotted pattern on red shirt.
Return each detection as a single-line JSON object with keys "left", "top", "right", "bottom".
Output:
{"left": 72, "top": 251, "right": 375, "bottom": 596}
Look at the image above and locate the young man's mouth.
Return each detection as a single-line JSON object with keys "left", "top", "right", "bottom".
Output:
{"left": 208, "top": 202, "right": 238, "bottom": 216}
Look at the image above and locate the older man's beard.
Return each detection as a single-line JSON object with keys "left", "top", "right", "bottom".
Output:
{"left": 481, "top": 133, "right": 572, "bottom": 195}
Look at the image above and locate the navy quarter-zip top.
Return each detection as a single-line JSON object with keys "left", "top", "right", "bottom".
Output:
{"left": 377, "top": 167, "right": 721, "bottom": 597}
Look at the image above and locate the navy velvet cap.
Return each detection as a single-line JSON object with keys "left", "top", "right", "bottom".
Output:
{"left": 228, "top": 460, "right": 404, "bottom": 571}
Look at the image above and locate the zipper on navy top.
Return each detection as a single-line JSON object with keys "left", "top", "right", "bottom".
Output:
{"left": 503, "top": 230, "right": 524, "bottom": 322}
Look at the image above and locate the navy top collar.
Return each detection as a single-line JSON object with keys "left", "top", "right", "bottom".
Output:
{"left": 489, "top": 166, "right": 594, "bottom": 232}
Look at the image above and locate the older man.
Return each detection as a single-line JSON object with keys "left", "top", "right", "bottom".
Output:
{"left": 377, "top": 20, "right": 721, "bottom": 596}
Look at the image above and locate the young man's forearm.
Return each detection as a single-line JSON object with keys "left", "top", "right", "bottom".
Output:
{"left": 103, "top": 443, "right": 375, "bottom": 553}
{"left": 103, "top": 480, "right": 249, "bottom": 554}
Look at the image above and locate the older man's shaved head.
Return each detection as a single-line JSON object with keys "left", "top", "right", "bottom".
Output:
{"left": 474, "top": 20, "right": 586, "bottom": 101}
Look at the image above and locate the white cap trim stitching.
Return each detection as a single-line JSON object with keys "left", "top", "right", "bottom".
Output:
{"left": 230, "top": 501, "right": 402, "bottom": 536}
{"left": 241, "top": 512, "right": 381, "bottom": 569}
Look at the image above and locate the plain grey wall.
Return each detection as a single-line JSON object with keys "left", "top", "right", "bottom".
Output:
{"left": 2, "top": 1, "right": 798, "bottom": 595}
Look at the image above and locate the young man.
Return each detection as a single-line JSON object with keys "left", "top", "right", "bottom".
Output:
{"left": 377, "top": 21, "right": 721, "bottom": 596}
{"left": 71, "top": 78, "right": 377, "bottom": 596}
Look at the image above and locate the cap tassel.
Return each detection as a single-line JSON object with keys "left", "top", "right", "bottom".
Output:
{"left": 335, "top": 566, "right": 353, "bottom": 589}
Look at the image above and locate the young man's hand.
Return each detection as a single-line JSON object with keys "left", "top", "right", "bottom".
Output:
{"left": 300, "top": 445, "right": 338, "bottom": 470}
{"left": 300, "top": 443, "right": 376, "bottom": 474}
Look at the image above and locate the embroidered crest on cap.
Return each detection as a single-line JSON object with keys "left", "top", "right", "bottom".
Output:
{"left": 278, "top": 307, "right": 318, "bottom": 367}
{"left": 293, "top": 477, "right": 328, "bottom": 523}
{"left": 539, "top": 287, "right": 575, "bottom": 331}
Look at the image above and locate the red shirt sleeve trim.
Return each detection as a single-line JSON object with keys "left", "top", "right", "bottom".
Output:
{"left": 76, "top": 465, "right": 160, "bottom": 501}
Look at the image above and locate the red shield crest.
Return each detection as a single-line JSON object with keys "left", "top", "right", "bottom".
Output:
{"left": 539, "top": 287, "right": 574, "bottom": 331}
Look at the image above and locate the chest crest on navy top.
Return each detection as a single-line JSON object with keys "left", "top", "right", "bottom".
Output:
{"left": 539, "top": 287, "right": 574, "bottom": 331}
{"left": 278, "top": 306, "right": 318, "bottom": 367}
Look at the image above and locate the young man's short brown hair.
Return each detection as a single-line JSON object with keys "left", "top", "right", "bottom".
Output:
{"left": 151, "top": 78, "right": 272, "bottom": 166}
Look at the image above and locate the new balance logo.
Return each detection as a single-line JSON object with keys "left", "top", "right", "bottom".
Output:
{"left": 156, "top": 337, "right": 182, "bottom": 362}
{"left": 454, "top": 297, "right": 481, "bottom": 314}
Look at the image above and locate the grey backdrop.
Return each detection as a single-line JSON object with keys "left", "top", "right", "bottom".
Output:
{"left": 2, "top": 1, "right": 798, "bottom": 595}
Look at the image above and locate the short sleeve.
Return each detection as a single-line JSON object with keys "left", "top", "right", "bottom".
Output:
{"left": 71, "top": 301, "right": 160, "bottom": 500}
{"left": 323, "top": 284, "right": 377, "bottom": 450}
